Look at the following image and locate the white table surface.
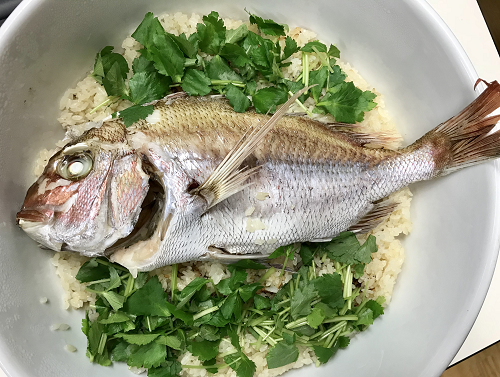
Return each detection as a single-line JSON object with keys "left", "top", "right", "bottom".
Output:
{"left": 0, "top": 1, "right": 499, "bottom": 376}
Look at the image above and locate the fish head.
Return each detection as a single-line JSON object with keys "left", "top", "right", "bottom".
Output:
{"left": 17, "top": 121, "right": 150, "bottom": 256}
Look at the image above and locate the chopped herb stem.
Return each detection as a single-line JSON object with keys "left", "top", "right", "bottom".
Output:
{"left": 193, "top": 305, "right": 220, "bottom": 320}
{"left": 318, "top": 321, "right": 347, "bottom": 341}
{"left": 89, "top": 97, "right": 114, "bottom": 114}
{"left": 95, "top": 258, "right": 128, "bottom": 272}
{"left": 257, "top": 267, "right": 276, "bottom": 284}
{"left": 322, "top": 315, "right": 358, "bottom": 323}
{"left": 171, "top": 264, "right": 178, "bottom": 302}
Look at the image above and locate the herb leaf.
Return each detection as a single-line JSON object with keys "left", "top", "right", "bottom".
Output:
{"left": 124, "top": 275, "right": 171, "bottom": 317}
{"left": 266, "top": 341, "right": 299, "bottom": 368}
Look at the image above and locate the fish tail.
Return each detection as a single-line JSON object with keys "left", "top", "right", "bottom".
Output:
{"left": 415, "top": 80, "right": 500, "bottom": 176}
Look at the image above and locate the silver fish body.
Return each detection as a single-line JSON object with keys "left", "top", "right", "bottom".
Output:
{"left": 17, "top": 82, "right": 500, "bottom": 272}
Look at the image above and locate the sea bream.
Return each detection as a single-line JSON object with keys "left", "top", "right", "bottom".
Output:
{"left": 16, "top": 81, "right": 500, "bottom": 272}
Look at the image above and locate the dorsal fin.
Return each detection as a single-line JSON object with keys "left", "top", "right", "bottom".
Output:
{"left": 193, "top": 87, "right": 311, "bottom": 210}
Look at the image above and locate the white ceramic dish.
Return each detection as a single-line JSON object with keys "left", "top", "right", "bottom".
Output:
{"left": 0, "top": 0, "right": 498, "bottom": 376}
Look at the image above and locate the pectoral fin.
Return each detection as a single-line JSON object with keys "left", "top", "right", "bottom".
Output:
{"left": 348, "top": 199, "right": 398, "bottom": 233}
{"left": 192, "top": 87, "right": 311, "bottom": 209}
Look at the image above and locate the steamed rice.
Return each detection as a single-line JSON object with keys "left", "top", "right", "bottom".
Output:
{"left": 39, "top": 12, "right": 412, "bottom": 376}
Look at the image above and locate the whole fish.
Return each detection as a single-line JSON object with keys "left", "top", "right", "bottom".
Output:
{"left": 16, "top": 81, "right": 500, "bottom": 273}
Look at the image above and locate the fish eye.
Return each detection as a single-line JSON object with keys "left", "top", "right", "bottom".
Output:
{"left": 57, "top": 152, "right": 93, "bottom": 180}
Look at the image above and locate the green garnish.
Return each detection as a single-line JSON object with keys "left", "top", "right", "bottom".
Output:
{"left": 90, "top": 10, "right": 377, "bottom": 127}
{"left": 77, "top": 231, "right": 383, "bottom": 376}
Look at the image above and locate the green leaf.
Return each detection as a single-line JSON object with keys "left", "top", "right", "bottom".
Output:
{"left": 92, "top": 46, "right": 129, "bottom": 85}
{"left": 170, "top": 32, "right": 198, "bottom": 58}
{"left": 248, "top": 13, "right": 286, "bottom": 36}
{"left": 156, "top": 335, "right": 183, "bottom": 350}
{"left": 313, "top": 273, "right": 344, "bottom": 309}
{"left": 268, "top": 246, "right": 286, "bottom": 259}
{"left": 313, "top": 345, "right": 338, "bottom": 364}
{"left": 128, "top": 342, "right": 166, "bottom": 368}
{"left": 301, "top": 40, "right": 328, "bottom": 53}
{"left": 252, "top": 86, "right": 288, "bottom": 114}
{"left": 224, "top": 352, "right": 256, "bottom": 377}
{"left": 282, "top": 36, "right": 299, "bottom": 60}
{"left": 309, "top": 66, "right": 329, "bottom": 103}
{"left": 164, "top": 302, "right": 194, "bottom": 325}
{"left": 207, "top": 310, "right": 231, "bottom": 327}
{"left": 299, "top": 245, "right": 314, "bottom": 267}
{"left": 114, "top": 333, "right": 160, "bottom": 345}
{"left": 177, "top": 277, "right": 209, "bottom": 308}
{"left": 111, "top": 341, "right": 134, "bottom": 362}
{"left": 355, "top": 90, "right": 377, "bottom": 122}
{"left": 290, "top": 282, "right": 317, "bottom": 319}
{"left": 106, "top": 267, "right": 122, "bottom": 291}
{"left": 325, "top": 232, "right": 361, "bottom": 265}
{"left": 230, "top": 259, "right": 267, "bottom": 270}
{"left": 225, "top": 83, "right": 252, "bottom": 113}
{"left": 282, "top": 332, "right": 296, "bottom": 345}
{"left": 102, "top": 291, "right": 125, "bottom": 311}
{"left": 227, "top": 326, "right": 241, "bottom": 351}
{"left": 131, "top": 12, "right": 164, "bottom": 49}
{"left": 203, "top": 358, "right": 219, "bottom": 374}
{"left": 197, "top": 11, "right": 226, "bottom": 55}
{"left": 306, "top": 307, "right": 325, "bottom": 329}
{"left": 118, "top": 104, "right": 155, "bottom": 127}
{"left": 314, "top": 302, "right": 337, "bottom": 318}
{"left": 150, "top": 32, "right": 185, "bottom": 81}
{"left": 124, "top": 275, "right": 170, "bottom": 317}
{"left": 221, "top": 291, "right": 242, "bottom": 320}
{"left": 253, "top": 295, "right": 271, "bottom": 310}
{"left": 266, "top": 341, "right": 299, "bottom": 369}
{"left": 102, "top": 61, "right": 129, "bottom": 98}
{"left": 206, "top": 55, "right": 242, "bottom": 82}
{"left": 187, "top": 339, "right": 220, "bottom": 361}
{"left": 99, "top": 311, "right": 133, "bottom": 324}
{"left": 128, "top": 68, "right": 171, "bottom": 105}
{"left": 327, "top": 65, "right": 347, "bottom": 89}
{"left": 317, "top": 81, "right": 369, "bottom": 123}
{"left": 353, "top": 263, "right": 365, "bottom": 279}
{"left": 199, "top": 325, "right": 220, "bottom": 342}
{"left": 366, "top": 299, "right": 384, "bottom": 320}
{"left": 181, "top": 69, "right": 212, "bottom": 96}
{"left": 239, "top": 282, "right": 262, "bottom": 302}
{"left": 148, "top": 360, "right": 182, "bottom": 377}
{"left": 225, "top": 24, "right": 249, "bottom": 44}
{"left": 328, "top": 44, "right": 341, "bottom": 58}
{"left": 354, "top": 235, "right": 378, "bottom": 264}
{"left": 356, "top": 308, "right": 374, "bottom": 326}
{"left": 220, "top": 43, "right": 252, "bottom": 68}
{"left": 337, "top": 336, "right": 350, "bottom": 348}
{"left": 76, "top": 259, "right": 109, "bottom": 283}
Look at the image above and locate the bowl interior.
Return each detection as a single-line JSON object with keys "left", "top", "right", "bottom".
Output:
{"left": 0, "top": 1, "right": 498, "bottom": 376}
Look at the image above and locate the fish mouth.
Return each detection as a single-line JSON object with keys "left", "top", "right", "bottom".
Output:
{"left": 105, "top": 174, "right": 165, "bottom": 254}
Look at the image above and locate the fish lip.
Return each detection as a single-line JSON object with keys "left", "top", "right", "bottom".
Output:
{"left": 16, "top": 209, "right": 50, "bottom": 224}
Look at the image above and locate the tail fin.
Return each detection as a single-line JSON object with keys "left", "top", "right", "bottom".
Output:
{"left": 424, "top": 80, "right": 500, "bottom": 175}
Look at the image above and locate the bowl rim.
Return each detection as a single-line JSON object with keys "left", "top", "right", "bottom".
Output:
{"left": 0, "top": 1, "right": 498, "bottom": 377}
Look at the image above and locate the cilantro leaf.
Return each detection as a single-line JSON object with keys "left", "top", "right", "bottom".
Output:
{"left": 148, "top": 360, "right": 182, "bottom": 377}
{"left": 299, "top": 245, "right": 314, "bottom": 267}
{"left": 327, "top": 65, "right": 347, "bottom": 88}
{"left": 325, "top": 232, "right": 360, "bottom": 265}
{"left": 220, "top": 43, "right": 252, "bottom": 68}
{"left": 266, "top": 341, "right": 299, "bottom": 368}
{"left": 131, "top": 12, "right": 164, "bottom": 49}
{"left": 313, "top": 273, "right": 344, "bottom": 309}
{"left": 150, "top": 32, "right": 185, "bottom": 82}
{"left": 92, "top": 46, "right": 129, "bottom": 85}
{"left": 354, "top": 235, "right": 377, "bottom": 264}
{"left": 102, "top": 291, "right": 125, "bottom": 311}
{"left": 181, "top": 69, "right": 212, "bottom": 96}
{"left": 252, "top": 86, "right": 288, "bottom": 114}
{"left": 206, "top": 55, "right": 242, "bottom": 82}
{"left": 102, "top": 61, "right": 129, "bottom": 98}
{"left": 221, "top": 291, "right": 242, "bottom": 320}
{"left": 290, "top": 282, "right": 317, "bottom": 319}
{"left": 353, "top": 263, "right": 365, "bottom": 279}
{"left": 366, "top": 299, "right": 384, "bottom": 320}
{"left": 114, "top": 333, "right": 160, "bottom": 345}
{"left": 337, "top": 336, "right": 350, "bottom": 349}
{"left": 164, "top": 302, "right": 194, "bottom": 325}
{"left": 187, "top": 339, "right": 220, "bottom": 361}
{"left": 355, "top": 90, "right": 377, "bottom": 122}
{"left": 306, "top": 307, "right": 325, "bottom": 329}
{"left": 309, "top": 66, "right": 329, "bottom": 103}
{"left": 301, "top": 41, "right": 328, "bottom": 53}
{"left": 76, "top": 259, "right": 109, "bottom": 283}
{"left": 177, "top": 277, "right": 209, "bottom": 308}
{"left": 230, "top": 259, "right": 267, "bottom": 270}
{"left": 128, "top": 342, "right": 166, "bottom": 368}
{"left": 98, "top": 311, "right": 133, "bottom": 324}
{"left": 197, "top": 11, "right": 226, "bottom": 55}
{"left": 225, "top": 83, "right": 251, "bottom": 113}
{"left": 170, "top": 33, "right": 198, "bottom": 58}
{"left": 282, "top": 36, "right": 299, "bottom": 60}
{"left": 224, "top": 352, "right": 256, "bottom": 377}
{"left": 253, "top": 294, "right": 271, "bottom": 310}
{"left": 124, "top": 275, "right": 170, "bottom": 317}
{"left": 356, "top": 308, "right": 374, "bottom": 326}
{"left": 118, "top": 104, "right": 155, "bottom": 127}
{"left": 328, "top": 44, "right": 341, "bottom": 58}
{"left": 111, "top": 341, "right": 134, "bottom": 362}
{"left": 239, "top": 282, "right": 261, "bottom": 302}
{"left": 248, "top": 13, "right": 286, "bottom": 36}
{"left": 282, "top": 332, "right": 296, "bottom": 345}
{"left": 313, "top": 345, "right": 338, "bottom": 364}
{"left": 128, "top": 57, "right": 171, "bottom": 105}
{"left": 106, "top": 266, "right": 122, "bottom": 291}
{"left": 225, "top": 24, "right": 249, "bottom": 44}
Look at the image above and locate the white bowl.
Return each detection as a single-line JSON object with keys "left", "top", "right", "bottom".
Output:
{"left": 0, "top": 1, "right": 498, "bottom": 376}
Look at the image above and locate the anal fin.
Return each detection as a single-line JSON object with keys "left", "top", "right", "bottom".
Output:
{"left": 348, "top": 199, "right": 398, "bottom": 233}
